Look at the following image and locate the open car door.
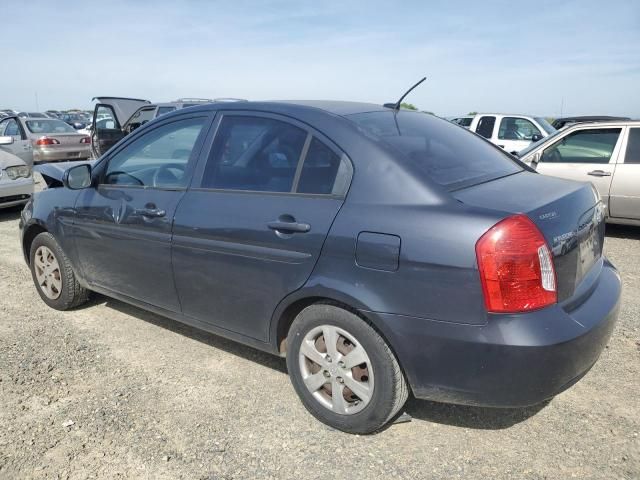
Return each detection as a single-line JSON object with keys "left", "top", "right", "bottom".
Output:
{"left": 91, "top": 97, "right": 150, "bottom": 158}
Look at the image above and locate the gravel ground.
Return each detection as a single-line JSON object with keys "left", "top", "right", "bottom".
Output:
{"left": 0, "top": 207, "right": 638, "bottom": 480}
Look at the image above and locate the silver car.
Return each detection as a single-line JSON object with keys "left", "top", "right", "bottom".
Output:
{"left": 0, "top": 143, "right": 33, "bottom": 209}
{"left": 0, "top": 116, "right": 91, "bottom": 165}
{"left": 519, "top": 120, "right": 640, "bottom": 226}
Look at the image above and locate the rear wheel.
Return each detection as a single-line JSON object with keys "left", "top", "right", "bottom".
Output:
{"left": 29, "top": 232, "right": 89, "bottom": 310}
{"left": 286, "top": 303, "right": 408, "bottom": 434}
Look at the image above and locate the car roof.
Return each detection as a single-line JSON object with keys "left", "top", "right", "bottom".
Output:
{"left": 177, "top": 100, "right": 390, "bottom": 117}
{"left": 473, "top": 113, "right": 543, "bottom": 118}
{"left": 563, "top": 120, "right": 640, "bottom": 128}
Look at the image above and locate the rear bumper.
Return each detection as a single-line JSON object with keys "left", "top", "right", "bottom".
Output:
{"left": 33, "top": 146, "right": 90, "bottom": 163}
{"left": 366, "top": 259, "right": 621, "bottom": 407}
{"left": 0, "top": 177, "right": 33, "bottom": 209}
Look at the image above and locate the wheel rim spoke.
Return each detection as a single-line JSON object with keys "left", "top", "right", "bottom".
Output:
{"left": 300, "top": 340, "right": 326, "bottom": 367}
{"left": 322, "top": 326, "right": 339, "bottom": 358}
{"left": 342, "top": 344, "right": 367, "bottom": 369}
{"left": 303, "top": 371, "right": 328, "bottom": 392}
{"left": 331, "top": 380, "right": 349, "bottom": 414}
{"left": 343, "top": 375, "right": 372, "bottom": 404}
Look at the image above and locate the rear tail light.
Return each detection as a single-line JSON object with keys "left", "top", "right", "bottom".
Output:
{"left": 476, "top": 214, "right": 557, "bottom": 313}
{"left": 80, "top": 137, "right": 91, "bottom": 144}
{"left": 35, "top": 137, "right": 60, "bottom": 146}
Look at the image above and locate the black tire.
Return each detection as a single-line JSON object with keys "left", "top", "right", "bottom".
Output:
{"left": 286, "top": 303, "right": 408, "bottom": 434}
{"left": 29, "top": 232, "right": 89, "bottom": 310}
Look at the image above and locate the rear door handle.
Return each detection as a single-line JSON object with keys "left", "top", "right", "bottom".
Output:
{"left": 267, "top": 220, "right": 310, "bottom": 233}
{"left": 134, "top": 207, "right": 166, "bottom": 218}
{"left": 587, "top": 170, "right": 612, "bottom": 177}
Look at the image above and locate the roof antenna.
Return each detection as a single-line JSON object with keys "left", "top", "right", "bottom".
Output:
{"left": 384, "top": 77, "right": 427, "bottom": 110}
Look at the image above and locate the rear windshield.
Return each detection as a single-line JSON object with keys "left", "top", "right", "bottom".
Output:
{"left": 348, "top": 111, "right": 522, "bottom": 190}
{"left": 26, "top": 119, "right": 76, "bottom": 134}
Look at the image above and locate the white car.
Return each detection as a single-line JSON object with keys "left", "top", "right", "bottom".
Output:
{"left": 0, "top": 139, "right": 34, "bottom": 209}
{"left": 518, "top": 121, "right": 640, "bottom": 226}
{"left": 468, "top": 114, "right": 556, "bottom": 154}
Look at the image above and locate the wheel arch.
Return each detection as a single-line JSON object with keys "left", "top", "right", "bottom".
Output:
{"left": 22, "top": 221, "right": 48, "bottom": 264}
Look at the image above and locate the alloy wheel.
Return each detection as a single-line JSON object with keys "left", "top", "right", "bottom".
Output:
{"left": 298, "top": 324, "right": 374, "bottom": 415}
{"left": 34, "top": 246, "right": 62, "bottom": 300}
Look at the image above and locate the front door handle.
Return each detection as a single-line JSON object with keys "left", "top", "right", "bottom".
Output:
{"left": 267, "top": 220, "right": 311, "bottom": 234}
{"left": 134, "top": 207, "right": 166, "bottom": 218}
{"left": 587, "top": 170, "right": 612, "bottom": 177}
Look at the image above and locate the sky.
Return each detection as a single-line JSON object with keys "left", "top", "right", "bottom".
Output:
{"left": 2, "top": 0, "right": 639, "bottom": 117}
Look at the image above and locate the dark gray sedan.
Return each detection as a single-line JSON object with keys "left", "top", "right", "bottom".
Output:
{"left": 20, "top": 101, "right": 620, "bottom": 433}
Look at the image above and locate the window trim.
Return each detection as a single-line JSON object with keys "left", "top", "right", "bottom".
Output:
{"left": 475, "top": 115, "right": 496, "bottom": 139}
{"left": 94, "top": 112, "right": 214, "bottom": 191}
{"left": 191, "top": 110, "right": 353, "bottom": 198}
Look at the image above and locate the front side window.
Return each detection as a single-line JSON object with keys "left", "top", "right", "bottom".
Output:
{"left": 202, "top": 116, "right": 307, "bottom": 192}
{"left": 498, "top": 117, "right": 542, "bottom": 141}
{"left": 475, "top": 116, "right": 495, "bottom": 139}
{"left": 95, "top": 106, "right": 118, "bottom": 131}
{"left": 103, "top": 117, "right": 206, "bottom": 188}
{"left": 4, "top": 119, "right": 23, "bottom": 139}
{"left": 156, "top": 106, "right": 177, "bottom": 117}
{"left": 624, "top": 128, "right": 640, "bottom": 164}
{"left": 540, "top": 128, "right": 622, "bottom": 164}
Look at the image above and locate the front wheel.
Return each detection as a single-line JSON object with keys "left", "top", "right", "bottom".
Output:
{"left": 286, "top": 304, "right": 408, "bottom": 434}
{"left": 29, "top": 232, "right": 89, "bottom": 310}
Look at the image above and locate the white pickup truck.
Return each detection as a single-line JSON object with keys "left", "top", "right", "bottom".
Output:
{"left": 467, "top": 113, "right": 556, "bottom": 154}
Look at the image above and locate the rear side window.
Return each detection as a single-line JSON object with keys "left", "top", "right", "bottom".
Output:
{"left": 475, "top": 116, "right": 496, "bottom": 138}
{"left": 202, "top": 116, "right": 307, "bottom": 192}
{"left": 297, "top": 138, "right": 342, "bottom": 194}
{"left": 348, "top": 111, "right": 521, "bottom": 190}
{"left": 540, "top": 128, "right": 622, "bottom": 164}
{"left": 625, "top": 128, "right": 640, "bottom": 164}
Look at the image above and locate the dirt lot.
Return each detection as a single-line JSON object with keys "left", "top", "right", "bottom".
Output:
{"left": 0, "top": 207, "right": 638, "bottom": 480}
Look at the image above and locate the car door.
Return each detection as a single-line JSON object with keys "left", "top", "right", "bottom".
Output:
{"left": 171, "top": 112, "right": 353, "bottom": 341}
{"left": 496, "top": 116, "right": 542, "bottom": 154}
{"left": 609, "top": 127, "right": 640, "bottom": 220}
{"left": 0, "top": 117, "right": 33, "bottom": 165}
{"left": 73, "top": 113, "right": 211, "bottom": 311}
{"left": 91, "top": 97, "right": 151, "bottom": 158}
{"left": 535, "top": 127, "right": 623, "bottom": 207}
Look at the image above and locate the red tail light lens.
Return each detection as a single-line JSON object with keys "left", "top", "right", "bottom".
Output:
{"left": 476, "top": 214, "right": 557, "bottom": 313}
{"left": 80, "top": 137, "right": 91, "bottom": 144}
{"left": 35, "top": 137, "right": 60, "bottom": 146}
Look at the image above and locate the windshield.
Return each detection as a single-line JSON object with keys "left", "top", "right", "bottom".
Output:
{"left": 26, "top": 119, "right": 77, "bottom": 134}
{"left": 347, "top": 111, "right": 522, "bottom": 190}
{"left": 534, "top": 117, "right": 556, "bottom": 135}
{"left": 517, "top": 128, "right": 565, "bottom": 157}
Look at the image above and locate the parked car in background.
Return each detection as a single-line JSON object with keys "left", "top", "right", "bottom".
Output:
{"left": 17, "top": 112, "right": 48, "bottom": 119}
{"left": 468, "top": 113, "right": 555, "bottom": 154}
{"left": 61, "top": 113, "right": 90, "bottom": 130}
{"left": 0, "top": 116, "right": 91, "bottom": 165}
{"left": 450, "top": 116, "right": 473, "bottom": 128}
{"left": 45, "top": 110, "right": 63, "bottom": 119}
{"left": 20, "top": 101, "right": 620, "bottom": 434}
{"left": 518, "top": 120, "right": 640, "bottom": 226}
{"left": 0, "top": 145, "right": 33, "bottom": 208}
{"left": 552, "top": 116, "right": 631, "bottom": 130}
{"left": 90, "top": 96, "right": 221, "bottom": 157}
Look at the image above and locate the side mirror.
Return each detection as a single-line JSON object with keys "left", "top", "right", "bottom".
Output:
{"left": 531, "top": 133, "right": 543, "bottom": 143}
{"left": 0, "top": 135, "right": 14, "bottom": 145}
{"left": 530, "top": 152, "right": 541, "bottom": 169}
{"left": 63, "top": 164, "right": 92, "bottom": 190}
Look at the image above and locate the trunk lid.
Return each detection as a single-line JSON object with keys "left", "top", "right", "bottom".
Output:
{"left": 453, "top": 171, "right": 605, "bottom": 302}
